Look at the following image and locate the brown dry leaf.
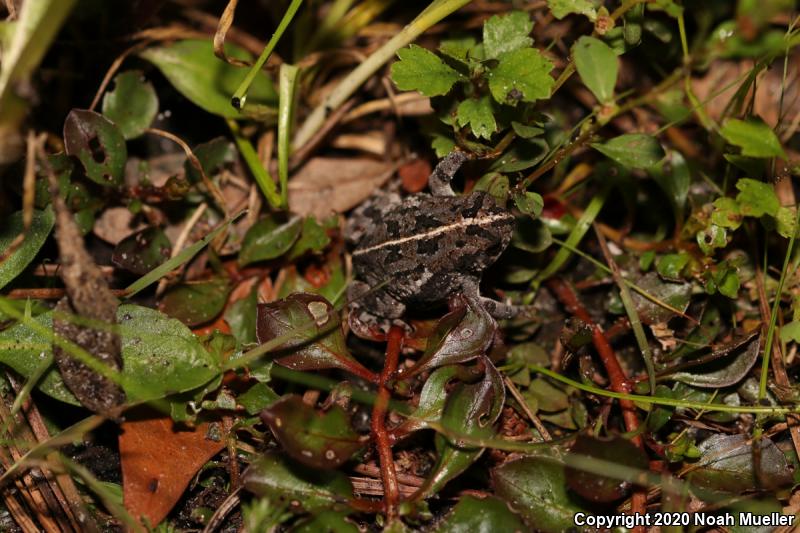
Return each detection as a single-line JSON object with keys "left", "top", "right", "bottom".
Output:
{"left": 93, "top": 206, "right": 144, "bottom": 245}
{"left": 399, "top": 158, "right": 432, "bottom": 193}
{"left": 47, "top": 164, "right": 125, "bottom": 416}
{"left": 120, "top": 415, "right": 226, "bottom": 527}
{"left": 287, "top": 157, "right": 394, "bottom": 218}
{"left": 691, "top": 52, "right": 800, "bottom": 128}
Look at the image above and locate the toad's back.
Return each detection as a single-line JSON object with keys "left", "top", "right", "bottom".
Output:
{"left": 351, "top": 192, "right": 514, "bottom": 304}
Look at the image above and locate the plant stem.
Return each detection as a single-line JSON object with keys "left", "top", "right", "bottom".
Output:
{"left": 231, "top": 0, "right": 304, "bottom": 108}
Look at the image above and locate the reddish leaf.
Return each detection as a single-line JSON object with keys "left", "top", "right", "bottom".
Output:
{"left": 256, "top": 293, "right": 375, "bottom": 381}
{"left": 261, "top": 395, "right": 363, "bottom": 469}
{"left": 119, "top": 414, "right": 226, "bottom": 527}
{"left": 405, "top": 296, "right": 496, "bottom": 377}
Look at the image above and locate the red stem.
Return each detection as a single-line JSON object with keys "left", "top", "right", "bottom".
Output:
{"left": 371, "top": 325, "right": 403, "bottom": 518}
{"left": 546, "top": 278, "right": 647, "bottom": 527}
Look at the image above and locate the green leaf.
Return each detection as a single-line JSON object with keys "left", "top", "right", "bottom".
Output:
{"left": 101, "top": 71, "right": 158, "bottom": 139}
{"left": 293, "top": 510, "right": 359, "bottom": 533}
{"left": 573, "top": 36, "right": 618, "bottom": 103}
{"left": 63, "top": 109, "right": 127, "bottom": 186}
{"left": 735, "top": 178, "right": 779, "bottom": 217}
{"left": 434, "top": 495, "right": 526, "bottom": 533}
{"left": 720, "top": 118, "right": 786, "bottom": 158}
{"left": 487, "top": 48, "right": 554, "bottom": 104}
{"left": 696, "top": 223, "right": 727, "bottom": 255}
{"left": 185, "top": 137, "right": 236, "bottom": 183}
{"left": 591, "top": 133, "right": 665, "bottom": 169}
{"left": 780, "top": 321, "right": 800, "bottom": 344}
{"left": 391, "top": 45, "right": 463, "bottom": 97}
{"left": 456, "top": 96, "right": 496, "bottom": 140}
{"left": 0, "top": 305, "right": 219, "bottom": 405}
{"left": 711, "top": 197, "right": 743, "bottom": 229}
{"left": 224, "top": 284, "right": 258, "bottom": 344}
{"left": 671, "top": 335, "right": 759, "bottom": 388}
{"left": 111, "top": 227, "right": 172, "bottom": 275}
{"left": 159, "top": 277, "right": 232, "bottom": 327}
{"left": 239, "top": 215, "right": 303, "bottom": 266}
{"left": 243, "top": 452, "right": 353, "bottom": 511}
{"left": 565, "top": 435, "right": 649, "bottom": 503}
{"left": 492, "top": 457, "right": 588, "bottom": 533}
{"left": 629, "top": 272, "right": 691, "bottom": 325}
{"left": 547, "top": 0, "right": 598, "bottom": 20}
{"left": 287, "top": 216, "right": 333, "bottom": 261}
{"left": 237, "top": 381, "right": 279, "bottom": 415}
{"left": 139, "top": 39, "right": 277, "bottom": 119}
{"left": 655, "top": 252, "right": 690, "bottom": 281}
{"left": 439, "top": 37, "right": 477, "bottom": 62}
{"left": 0, "top": 207, "right": 54, "bottom": 291}
{"left": 261, "top": 395, "right": 363, "bottom": 469}
{"left": 482, "top": 11, "right": 534, "bottom": 60}
{"left": 513, "top": 191, "right": 544, "bottom": 218}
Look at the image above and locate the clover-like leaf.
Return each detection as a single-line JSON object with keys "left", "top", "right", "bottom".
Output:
{"left": 573, "top": 36, "right": 618, "bottom": 104}
{"left": 735, "top": 178, "right": 779, "bottom": 218}
{"left": 483, "top": 11, "right": 533, "bottom": 59}
{"left": 547, "top": 0, "right": 598, "bottom": 20}
{"left": 261, "top": 395, "right": 363, "bottom": 469}
{"left": 391, "top": 45, "right": 463, "bottom": 97}
{"left": 101, "top": 70, "right": 158, "bottom": 139}
{"left": 720, "top": 118, "right": 786, "bottom": 159}
{"left": 456, "top": 96, "right": 497, "bottom": 139}
{"left": 63, "top": 109, "right": 127, "bottom": 186}
{"left": 487, "top": 48, "right": 554, "bottom": 104}
{"left": 256, "top": 293, "right": 372, "bottom": 379}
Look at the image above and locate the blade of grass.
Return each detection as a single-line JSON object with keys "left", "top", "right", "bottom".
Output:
{"left": 531, "top": 187, "right": 608, "bottom": 292}
{"left": 124, "top": 212, "right": 243, "bottom": 297}
{"left": 228, "top": 119, "right": 282, "bottom": 208}
{"left": 230, "top": 0, "right": 304, "bottom": 108}
{"left": 293, "top": 0, "right": 472, "bottom": 149}
{"left": 278, "top": 64, "right": 299, "bottom": 208}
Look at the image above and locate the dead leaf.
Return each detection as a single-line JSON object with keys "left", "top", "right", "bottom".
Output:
{"left": 287, "top": 157, "right": 394, "bottom": 218}
{"left": 93, "top": 206, "right": 145, "bottom": 245}
{"left": 399, "top": 158, "right": 432, "bottom": 193}
{"left": 120, "top": 414, "right": 226, "bottom": 527}
{"left": 47, "top": 163, "right": 125, "bottom": 416}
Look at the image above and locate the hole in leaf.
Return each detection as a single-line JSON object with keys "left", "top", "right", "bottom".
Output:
{"left": 88, "top": 135, "right": 106, "bottom": 163}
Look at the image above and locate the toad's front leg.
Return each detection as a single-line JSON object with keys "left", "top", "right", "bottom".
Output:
{"left": 347, "top": 280, "right": 407, "bottom": 325}
{"left": 460, "top": 278, "right": 532, "bottom": 320}
{"left": 428, "top": 151, "right": 470, "bottom": 197}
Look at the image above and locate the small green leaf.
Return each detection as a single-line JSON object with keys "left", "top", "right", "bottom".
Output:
{"left": 63, "top": 109, "right": 127, "bottom": 186}
{"left": 630, "top": 272, "right": 691, "bottom": 325}
{"left": 591, "top": 133, "right": 665, "bottom": 169}
{"left": 239, "top": 215, "right": 303, "bottom": 266}
{"left": 185, "top": 137, "right": 236, "bottom": 183}
{"left": 735, "top": 178, "right": 779, "bottom": 217}
{"left": 101, "top": 71, "right": 158, "bottom": 139}
{"left": 261, "top": 395, "right": 363, "bottom": 469}
{"left": 573, "top": 36, "right": 618, "bottom": 103}
{"left": 111, "top": 227, "right": 172, "bottom": 275}
{"left": 482, "top": 11, "right": 533, "bottom": 60}
{"left": 224, "top": 284, "right": 258, "bottom": 344}
{"left": 391, "top": 45, "right": 463, "bottom": 97}
{"left": 566, "top": 435, "right": 649, "bottom": 503}
{"left": 513, "top": 191, "right": 544, "bottom": 218}
{"left": 487, "top": 48, "right": 554, "bottom": 104}
{"left": 670, "top": 335, "right": 759, "bottom": 388}
{"left": 287, "top": 216, "right": 333, "bottom": 261}
{"left": 711, "top": 197, "right": 743, "bottom": 229}
{"left": 434, "top": 495, "right": 526, "bottom": 532}
{"left": 720, "top": 118, "right": 786, "bottom": 158}
{"left": 243, "top": 452, "right": 353, "bottom": 511}
{"left": 655, "top": 252, "right": 690, "bottom": 281}
{"left": 0, "top": 207, "right": 54, "bottom": 291}
{"left": 159, "top": 277, "right": 231, "bottom": 327}
{"left": 237, "top": 382, "right": 279, "bottom": 415}
{"left": 780, "top": 321, "right": 800, "bottom": 344}
{"left": 439, "top": 36, "right": 477, "bottom": 62}
{"left": 696, "top": 224, "right": 727, "bottom": 255}
{"left": 511, "top": 121, "right": 544, "bottom": 139}
{"left": 775, "top": 206, "right": 798, "bottom": 238}
{"left": 547, "top": 0, "right": 598, "bottom": 20}
{"left": 456, "top": 96, "right": 497, "bottom": 139}
{"left": 139, "top": 39, "right": 277, "bottom": 119}
{"left": 492, "top": 457, "right": 588, "bottom": 533}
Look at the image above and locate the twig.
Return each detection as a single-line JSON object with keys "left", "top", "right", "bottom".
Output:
{"left": 155, "top": 202, "right": 207, "bottom": 297}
